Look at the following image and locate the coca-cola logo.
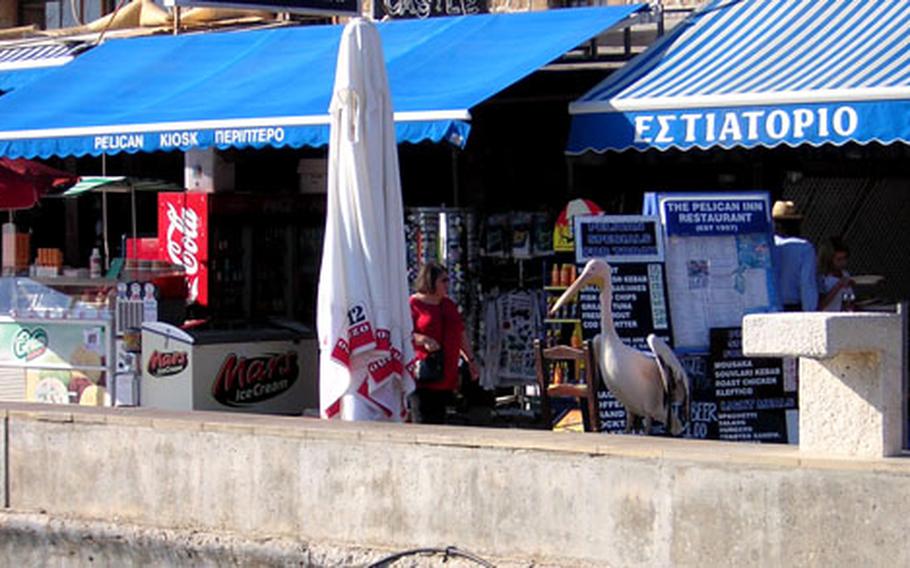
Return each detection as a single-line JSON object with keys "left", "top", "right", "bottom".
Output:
{"left": 211, "top": 351, "right": 299, "bottom": 407}
{"left": 165, "top": 202, "right": 201, "bottom": 303}
{"left": 147, "top": 350, "right": 188, "bottom": 377}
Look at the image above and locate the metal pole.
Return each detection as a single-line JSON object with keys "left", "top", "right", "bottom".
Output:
{"left": 130, "top": 180, "right": 138, "bottom": 260}
{"left": 451, "top": 147, "right": 460, "bottom": 207}
{"left": 657, "top": 1, "right": 666, "bottom": 37}
{"left": 100, "top": 154, "right": 110, "bottom": 270}
{"left": 899, "top": 302, "right": 909, "bottom": 451}
{"left": 566, "top": 158, "right": 575, "bottom": 197}
{"left": 102, "top": 186, "right": 110, "bottom": 271}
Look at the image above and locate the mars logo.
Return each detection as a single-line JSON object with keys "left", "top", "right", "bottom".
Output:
{"left": 147, "top": 350, "right": 188, "bottom": 377}
{"left": 211, "top": 351, "right": 299, "bottom": 407}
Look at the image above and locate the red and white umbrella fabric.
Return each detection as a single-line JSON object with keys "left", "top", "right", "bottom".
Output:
{"left": 317, "top": 19, "right": 416, "bottom": 421}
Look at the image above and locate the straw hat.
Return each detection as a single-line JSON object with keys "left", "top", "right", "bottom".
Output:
{"left": 772, "top": 200, "right": 803, "bottom": 220}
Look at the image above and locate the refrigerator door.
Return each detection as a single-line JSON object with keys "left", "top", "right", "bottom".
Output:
{"left": 158, "top": 192, "right": 209, "bottom": 306}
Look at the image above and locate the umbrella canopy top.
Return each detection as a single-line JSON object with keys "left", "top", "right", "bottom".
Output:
{"left": 60, "top": 176, "right": 181, "bottom": 197}
{"left": 0, "top": 157, "right": 78, "bottom": 209}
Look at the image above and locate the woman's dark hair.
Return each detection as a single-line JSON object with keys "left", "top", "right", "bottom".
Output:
{"left": 817, "top": 236, "right": 850, "bottom": 275}
{"left": 414, "top": 262, "right": 447, "bottom": 294}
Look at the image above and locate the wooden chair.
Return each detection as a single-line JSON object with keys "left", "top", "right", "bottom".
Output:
{"left": 534, "top": 338, "right": 601, "bottom": 432}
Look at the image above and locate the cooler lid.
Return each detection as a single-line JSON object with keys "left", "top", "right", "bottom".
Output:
{"left": 178, "top": 320, "right": 303, "bottom": 345}
{"left": 141, "top": 321, "right": 196, "bottom": 344}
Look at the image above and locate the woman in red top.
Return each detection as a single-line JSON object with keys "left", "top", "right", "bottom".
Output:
{"left": 409, "top": 262, "right": 479, "bottom": 424}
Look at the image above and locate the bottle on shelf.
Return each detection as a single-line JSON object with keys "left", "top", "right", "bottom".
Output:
{"left": 89, "top": 247, "right": 102, "bottom": 278}
{"left": 560, "top": 264, "right": 571, "bottom": 288}
{"left": 570, "top": 322, "right": 583, "bottom": 348}
{"left": 552, "top": 361, "right": 564, "bottom": 385}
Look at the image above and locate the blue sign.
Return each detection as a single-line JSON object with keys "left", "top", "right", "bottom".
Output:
{"left": 644, "top": 191, "right": 779, "bottom": 352}
{"left": 567, "top": 99, "right": 910, "bottom": 154}
{"left": 0, "top": 120, "right": 470, "bottom": 158}
{"left": 164, "top": 0, "right": 360, "bottom": 16}
{"left": 661, "top": 196, "right": 770, "bottom": 237}
{"left": 574, "top": 215, "right": 664, "bottom": 264}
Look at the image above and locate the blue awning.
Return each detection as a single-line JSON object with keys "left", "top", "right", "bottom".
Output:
{"left": 567, "top": 0, "right": 910, "bottom": 154}
{"left": 0, "top": 67, "right": 55, "bottom": 93}
{"left": 0, "top": 6, "right": 644, "bottom": 159}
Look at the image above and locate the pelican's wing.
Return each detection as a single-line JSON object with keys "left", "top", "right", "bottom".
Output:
{"left": 646, "top": 334, "right": 690, "bottom": 421}
{"left": 590, "top": 333, "right": 604, "bottom": 388}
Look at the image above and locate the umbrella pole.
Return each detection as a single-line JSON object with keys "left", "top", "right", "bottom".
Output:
{"left": 102, "top": 187, "right": 110, "bottom": 271}
{"left": 130, "top": 181, "right": 137, "bottom": 259}
{"left": 100, "top": 154, "right": 110, "bottom": 270}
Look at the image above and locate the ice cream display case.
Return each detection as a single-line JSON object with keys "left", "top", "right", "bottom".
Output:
{"left": 140, "top": 320, "right": 315, "bottom": 415}
{"left": 0, "top": 277, "right": 115, "bottom": 405}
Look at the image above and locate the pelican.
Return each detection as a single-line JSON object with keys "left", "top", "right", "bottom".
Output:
{"left": 552, "top": 259, "right": 690, "bottom": 435}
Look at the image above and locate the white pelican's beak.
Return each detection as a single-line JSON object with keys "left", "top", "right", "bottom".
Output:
{"left": 550, "top": 264, "right": 597, "bottom": 316}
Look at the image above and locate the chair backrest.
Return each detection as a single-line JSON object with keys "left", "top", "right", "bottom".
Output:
{"left": 534, "top": 339, "right": 600, "bottom": 432}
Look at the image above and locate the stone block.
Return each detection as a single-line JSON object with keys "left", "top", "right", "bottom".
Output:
{"left": 743, "top": 312, "right": 904, "bottom": 458}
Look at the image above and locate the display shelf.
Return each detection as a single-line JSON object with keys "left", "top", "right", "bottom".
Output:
{"left": 547, "top": 383, "right": 589, "bottom": 398}
{"left": 30, "top": 277, "right": 117, "bottom": 287}
{"left": 544, "top": 318, "right": 581, "bottom": 324}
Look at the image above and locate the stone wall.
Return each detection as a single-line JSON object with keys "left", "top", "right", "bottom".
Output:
{"left": 2, "top": 402, "right": 909, "bottom": 567}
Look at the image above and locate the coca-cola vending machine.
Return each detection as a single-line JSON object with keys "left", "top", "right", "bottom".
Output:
{"left": 158, "top": 192, "right": 323, "bottom": 322}
{"left": 159, "top": 192, "right": 208, "bottom": 307}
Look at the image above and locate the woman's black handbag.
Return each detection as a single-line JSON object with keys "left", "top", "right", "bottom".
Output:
{"left": 416, "top": 350, "right": 445, "bottom": 383}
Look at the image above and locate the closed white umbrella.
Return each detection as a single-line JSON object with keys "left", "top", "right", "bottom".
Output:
{"left": 317, "top": 18, "right": 416, "bottom": 421}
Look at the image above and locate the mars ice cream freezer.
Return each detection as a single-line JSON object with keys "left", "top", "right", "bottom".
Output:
{"left": 140, "top": 321, "right": 306, "bottom": 415}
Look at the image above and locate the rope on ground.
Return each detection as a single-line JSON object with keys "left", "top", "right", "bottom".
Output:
{"left": 366, "top": 545, "right": 495, "bottom": 567}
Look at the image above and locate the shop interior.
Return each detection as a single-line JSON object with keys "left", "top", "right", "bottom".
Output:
{"left": 5, "top": 63, "right": 906, "bottom": 433}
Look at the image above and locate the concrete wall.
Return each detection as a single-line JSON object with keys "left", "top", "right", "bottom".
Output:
{"left": 2, "top": 402, "right": 910, "bottom": 567}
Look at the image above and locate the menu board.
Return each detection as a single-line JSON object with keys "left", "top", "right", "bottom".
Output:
{"left": 573, "top": 215, "right": 672, "bottom": 433}
{"left": 575, "top": 216, "right": 663, "bottom": 264}
{"left": 577, "top": 264, "right": 670, "bottom": 351}
{"left": 647, "top": 192, "right": 778, "bottom": 352}
{"left": 709, "top": 327, "right": 798, "bottom": 443}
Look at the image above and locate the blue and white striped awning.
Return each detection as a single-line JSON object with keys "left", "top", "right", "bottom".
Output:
{"left": 0, "top": 43, "right": 82, "bottom": 70}
{"left": 567, "top": 0, "right": 910, "bottom": 153}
